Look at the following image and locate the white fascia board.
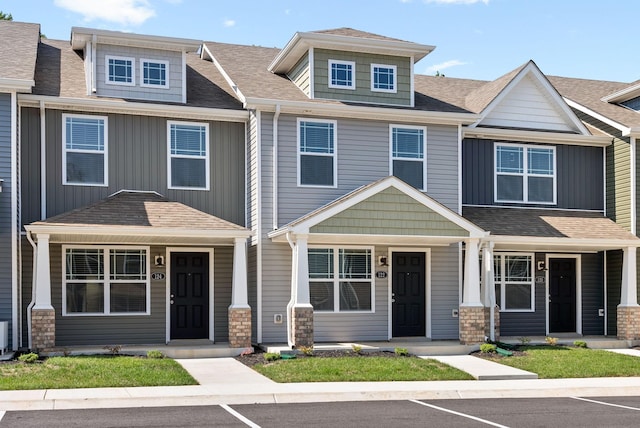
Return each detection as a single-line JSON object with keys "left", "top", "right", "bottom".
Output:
{"left": 0, "top": 78, "right": 34, "bottom": 92}
{"left": 201, "top": 44, "right": 246, "bottom": 103}
{"left": 25, "top": 224, "right": 252, "bottom": 239}
{"left": 487, "top": 235, "right": 640, "bottom": 249}
{"left": 71, "top": 27, "right": 201, "bottom": 52}
{"left": 244, "top": 97, "right": 479, "bottom": 126}
{"left": 464, "top": 127, "right": 611, "bottom": 147}
{"left": 601, "top": 83, "right": 640, "bottom": 103}
{"left": 271, "top": 233, "right": 463, "bottom": 246}
{"left": 563, "top": 98, "right": 630, "bottom": 135}
{"left": 18, "top": 94, "right": 249, "bottom": 122}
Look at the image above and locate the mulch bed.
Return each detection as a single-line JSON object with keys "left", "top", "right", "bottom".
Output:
{"left": 235, "top": 349, "right": 405, "bottom": 367}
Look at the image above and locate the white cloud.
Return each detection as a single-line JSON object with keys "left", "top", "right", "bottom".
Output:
{"left": 425, "top": 60, "right": 467, "bottom": 74}
{"left": 54, "top": 0, "right": 155, "bottom": 26}
{"left": 223, "top": 19, "right": 236, "bottom": 27}
{"left": 423, "top": 0, "right": 489, "bottom": 4}
{"left": 164, "top": 0, "right": 183, "bottom": 4}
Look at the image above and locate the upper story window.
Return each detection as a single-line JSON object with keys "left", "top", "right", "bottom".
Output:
{"left": 390, "top": 125, "right": 426, "bottom": 190}
{"left": 141, "top": 58, "right": 169, "bottom": 88}
{"left": 495, "top": 143, "right": 556, "bottom": 204}
{"left": 63, "top": 114, "right": 108, "bottom": 186}
{"left": 371, "top": 64, "right": 397, "bottom": 93}
{"left": 308, "top": 247, "right": 373, "bottom": 312}
{"left": 328, "top": 60, "right": 355, "bottom": 90}
{"left": 106, "top": 55, "right": 134, "bottom": 86}
{"left": 298, "top": 119, "right": 337, "bottom": 187}
{"left": 168, "top": 121, "right": 210, "bottom": 190}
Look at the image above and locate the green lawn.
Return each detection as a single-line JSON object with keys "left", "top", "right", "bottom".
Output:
{"left": 253, "top": 355, "right": 474, "bottom": 382}
{"left": 482, "top": 346, "right": 640, "bottom": 378}
{"left": 0, "top": 356, "right": 197, "bottom": 390}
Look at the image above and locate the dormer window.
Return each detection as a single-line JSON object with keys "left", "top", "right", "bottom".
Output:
{"left": 141, "top": 59, "right": 169, "bottom": 88}
{"left": 372, "top": 64, "right": 396, "bottom": 93}
{"left": 328, "top": 60, "right": 355, "bottom": 90}
{"left": 106, "top": 55, "right": 134, "bottom": 86}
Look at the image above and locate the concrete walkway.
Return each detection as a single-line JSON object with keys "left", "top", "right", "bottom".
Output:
{"left": 426, "top": 355, "right": 538, "bottom": 380}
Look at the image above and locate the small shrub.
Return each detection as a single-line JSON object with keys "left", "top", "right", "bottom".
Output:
{"left": 545, "top": 336, "right": 558, "bottom": 346}
{"left": 351, "top": 344, "right": 363, "bottom": 354}
{"left": 518, "top": 336, "right": 531, "bottom": 345}
{"left": 146, "top": 350, "right": 165, "bottom": 359}
{"left": 103, "top": 344, "right": 122, "bottom": 355}
{"left": 18, "top": 352, "right": 39, "bottom": 364}
{"left": 264, "top": 352, "right": 281, "bottom": 362}
{"left": 394, "top": 347, "right": 409, "bottom": 356}
{"left": 298, "top": 346, "right": 314, "bottom": 356}
{"left": 480, "top": 343, "right": 497, "bottom": 354}
{"left": 573, "top": 340, "right": 587, "bottom": 348}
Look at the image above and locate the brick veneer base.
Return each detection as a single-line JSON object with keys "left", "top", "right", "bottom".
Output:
{"left": 617, "top": 306, "right": 640, "bottom": 340}
{"left": 292, "top": 306, "right": 314, "bottom": 348}
{"left": 483, "top": 306, "right": 500, "bottom": 341}
{"left": 31, "top": 308, "right": 55, "bottom": 351}
{"left": 228, "top": 307, "right": 252, "bottom": 348}
{"left": 459, "top": 306, "right": 485, "bottom": 344}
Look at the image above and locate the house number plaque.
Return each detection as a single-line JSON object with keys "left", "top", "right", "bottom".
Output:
{"left": 151, "top": 272, "right": 165, "bottom": 280}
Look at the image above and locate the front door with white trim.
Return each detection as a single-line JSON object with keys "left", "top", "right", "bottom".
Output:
{"left": 392, "top": 252, "right": 426, "bottom": 337}
{"left": 548, "top": 257, "right": 577, "bottom": 333}
{"left": 170, "top": 252, "right": 210, "bottom": 339}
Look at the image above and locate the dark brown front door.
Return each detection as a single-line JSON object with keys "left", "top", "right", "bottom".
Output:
{"left": 549, "top": 258, "right": 577, "bottom": 333}
{"left": 170, "top": 252, "right": 209, "bottom": 340}
{"left": 392, "top": 252, "right": 426, "bottom": 337}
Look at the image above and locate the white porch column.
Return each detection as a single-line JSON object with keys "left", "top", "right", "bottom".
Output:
{"left": 33, "top": 233, "right": 53, "bottom": 310}
{"left": 481, "top": 243, "right": 494, "bottom": 307}
{"left": 462, "top": 238, "right": 482, "bottom": 307}
{"left": 620, "top": 246, "right": 639, "bottom": 307}
{"left": 230, "top": 237, "right": 249, "bottom": 308}
{"left": 293, "top": 235, "right": 311, "bottom": 307}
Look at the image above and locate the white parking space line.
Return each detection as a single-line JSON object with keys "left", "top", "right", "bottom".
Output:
{"left": 571, "top": 396, "right": 640, "bottom": 411}
{"left": 0, "top": 410, "right": 5, "bottom": 422}
{"left": 410, "top": 400, "right": 511, "bottom": 428}
{"left": 220, "top": 404, "right": 261, "bottom": 428}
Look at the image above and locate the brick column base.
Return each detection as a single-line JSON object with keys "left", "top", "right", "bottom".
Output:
{"left": 459, "top": 306, "right": 485, "bottom": 344}
{"left": 617, "top": 306, "right": 640, "bottom": 340}
{"left": 292, "top": 306, "right": 314, "bottom": 348}
{"left": 483, "top": 306, "right": 500, "bottom": 341}
{"left": 31, "top": 308, "right": 55, "bottom": 351}
{"left": 228, "top": 307, "right": 252, "bottom": 348}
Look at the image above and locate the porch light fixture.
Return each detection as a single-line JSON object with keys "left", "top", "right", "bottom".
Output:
{"left": 537, "top": 261, "right": 545, "bottom": 271}
{"left": 0, "top": 179, "right": 4, "bottom": 192}
{"left": 154, "top": 255, "right": 165, "bottom": 267}
{"left": 378, "top": 256, "right": 388, "bottom": 266}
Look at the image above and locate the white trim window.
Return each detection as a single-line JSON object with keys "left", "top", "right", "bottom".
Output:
{"left": 62, "top": 114, "right": 108, "bottom": 186}
{"left": 328, "top": 59, "right": 355, "bottom": 90}
{"left": 495, "top": 142, "right": 556, "bottom": 204}
{"left": 140, "top": 58, "right": 169, "bottom": 88}
{"left": 390, "top": 125, "right": 426, "bottom": 190}
{"left": 308, "top": 247, "right": 374, "bottom": 312}
{"left": 63, "top": 246, "right": 150, "bottom": 316}
{"left": 105, "top": 55, "right": 134, "bottom": 86}
{"left": 168, "top": 121, "right": 210, "bottom": 190}
{"left": 298, "top": 118, "right": 337, "bottom": 187}
{"left": 371, "top": 64, "right": 397, "bottom": 93}
{"left": 494, "top": 253, "right": 535, "bottom": 312}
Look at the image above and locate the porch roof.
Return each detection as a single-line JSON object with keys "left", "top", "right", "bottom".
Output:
{"left": 25, "top": 190, "right": 251, "bottom": 245}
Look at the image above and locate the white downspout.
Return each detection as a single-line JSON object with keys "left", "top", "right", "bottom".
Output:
{"left": 40, "top": 100, "right": 46, "bottom": 220}
{"left": 91, "top": 35, "right": 97, "bottom": 93}
{"left": 285, "top": 232, "right": 296, "bottom": 348}
{"left": 10, "top": 91, "right": 18, "bottom": 350}
{"left": 272, "top": 104, "right": 281, "bottom": 230}
{"left": 25, "top": 230, "right": 37, "bottom": 350}
{"left": 630, "top": 137, "right": 636, "bottom": 235}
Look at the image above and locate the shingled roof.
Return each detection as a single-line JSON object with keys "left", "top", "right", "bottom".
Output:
{"left": 0, "top": 21, "right": 40, "bottom": 90}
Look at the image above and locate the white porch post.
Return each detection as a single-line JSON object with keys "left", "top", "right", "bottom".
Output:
{"left": 462, "top": 238, "right": 482, "bottom": 307}
{"left": 230, "top": 237, "right": 249, "bottom": 309}
{"left": 289, "top": 234, "right": 313, "bottom": 348}
{"left": 33, "top": 233, "right": 53, "bottom": 310}
{"left": 293, "top": 235, "right": 311, "bottom": 307}
{"left": 481, "top": 244, "right": 494, "bottom": 307}
{"left": 620, "top": 246, "right": 638, "bottom": 307}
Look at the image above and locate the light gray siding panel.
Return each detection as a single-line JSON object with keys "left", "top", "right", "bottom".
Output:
{"left": 95, "top": 45, "right": 183, "bottom": 103}
{"left": 426, "top": 125, "right": 459, "bottom": 211}
{"left": 430, "top": 246, "right": 460, "bottom": 339}
{"left": 288, "top": 53, "right": 310, "bottom": 97}
{"left": 213, "top": 247, "right": 232, "bottom": 342}
{"left": 260, "top": 240, "right": 291, "bottom": 343}
{"left": 0, "top": 93, "right": 13, "bottom": 346}
{"left": 582, "top": 252, "right": 604, "bottom": 335}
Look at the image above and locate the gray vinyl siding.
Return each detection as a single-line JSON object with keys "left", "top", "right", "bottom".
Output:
{"left": 313, "top": 49, "right": 412, "bottom": 106}
{"left": 0, "top": 93, "right": 13, "bottom": 347}
{"left": 462, "top": 138, "right": 604, "bottom": 210}
{"left": 20, "top": 108, "right": 245, "bottom": 226}
{"left": 21, "top": 238, "right": 33, "bottom": 347}
{"left": 431, "top": 245, "right": 460, "bottom": 339}
{"left": 247, "top": 110, "right": 259, "bottom": 340}
{"left": 213, "top": 246, "right": 233, "bottom": 342}
{"left": 582, "top": 252, "right": 604, "bottom": 335}
{"left": 95, "top": 45, "right": 183, "bottom": 103}
{"left": 260, "top": 240, "right": 291, "bottom": 343}
{"left": 288, "top": 53, "right": 310, "bottom": 97}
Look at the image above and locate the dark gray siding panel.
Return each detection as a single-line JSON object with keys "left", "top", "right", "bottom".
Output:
{"left": 582, "top": 252, "right": 604, "bottom": 335}
{"left": 606, "top": 250, "right": 621, "bottom": 336}
{"left": 20, "top": 108, "right": 41, "bottom": 222}
{"left": 463, "top": 139, "right": 604, "bottom": 210}
{"left": 0, "top": 94, "right": 13, "bottom": 346}
{"left": 21, "top": 239, "right": 33, "bottom": 347}
{"left": 213, "top": 246, "right": 232, "bottom": 342}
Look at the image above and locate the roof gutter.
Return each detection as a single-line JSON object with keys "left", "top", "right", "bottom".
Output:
{"left": 464, "top": 127, "right": 612, "bottom": 147}
{"left": 0, "top": 78, "right": 34, "bottom": 92}
{"left": 24, "top": 225, "right": 252, "bottom": 239}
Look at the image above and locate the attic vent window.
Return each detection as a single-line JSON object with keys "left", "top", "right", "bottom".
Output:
{"left": 328, "top": 60, "right": 355, "bottom": 90}
{"left": 106, "top": 55, "right": 134, "bottom": 86}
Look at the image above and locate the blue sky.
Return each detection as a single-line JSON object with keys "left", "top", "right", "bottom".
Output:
{"left": 3, "top": 0, "right": 638, "bottom": 83}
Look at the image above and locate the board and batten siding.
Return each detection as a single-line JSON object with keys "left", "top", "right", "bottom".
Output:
{"left": 20, "top": 108, "right": 245, "bottom": 226}
{"left": 482, "top": 75, "right": 575, "bottom": 132}
{"left": 95, "top": 45, "right": 183, "bottom": 103}
{"left": 0, "top": 93, "right": 13, "bottom": 347}
{"left": 313, "top": 49, "right": 412, "bottom": 106}
{"left": 581, "top": 252, "right": 604, "bottom": 335}
{"left": 288, "top": 52, "right": 310, "bottom": 98}
{"left": 462, "top": 138, "right": 604, "bottom": 210}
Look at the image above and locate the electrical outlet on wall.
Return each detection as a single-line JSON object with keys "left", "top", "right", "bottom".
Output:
{"left": 274, "top": 314, "right": 283, "bottom": 324}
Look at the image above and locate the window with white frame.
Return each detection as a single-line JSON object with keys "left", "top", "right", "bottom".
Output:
{"left": 168, "top": 121, "right": 209, "bottom": 190}
{"left": 63, "top": 114, "right": 108, "bottom": 186}
{"left": 106, "top": 55, "right": 134, "bottom": 85}
{"left": 298, "top": 119, "right": 336, "bottom": 187}
{"left": 141, "top": 59, "right": 169, "bottom": 88}
{"left": 371, "top": 64, "right": 396, "bottom": 92}
{"left": 328, "top": 60, "right": 355, "bottom": 89}
{"left": 391, "top": 125, "right": 426, "bottom": 190}
{"left": 308, "top": 247, "right": 373, "bottom": 312}
{"left": 64, "top": 247, "right": 149, "bottom": 315}
{"left": 493, "top": 253, "right": 534, "bottom": 311}
{"left": 495, "top": 143, "right": 556, "bottom": 204}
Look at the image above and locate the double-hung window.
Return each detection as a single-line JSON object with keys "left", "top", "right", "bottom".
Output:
{"left": 141, "top": 58, "right": 169, "bottom": 88}
{"left": 495, "top": 143, "right": 556, "bottom": 204}
{"left": 390, "top": 125, "right": 426, "bottom": 190}
{"left": 308, "top": 247, "right": 373, "bottom": 312}
{"left": 64, "top": 246, "right": 150, "bottom": 316}
{"left": 493, "top": 253, "right": 534, "bottom": 312}
{"left": 328, "top": 60, "right": 355, "bottom": 89}
{"left": 371, "top": 64, "right": 397, "bottom": 93}
{"left": 298, "top": 119, "right": 337, "bottom": 187}
{"left": 168, "top": 121, "right": 209, "bottom": 190}
{"left": 106, "top": 55, "right": 134, "bottom": 86}
{"left": 63, "top": 114, "right": 108, "bottom": 186}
